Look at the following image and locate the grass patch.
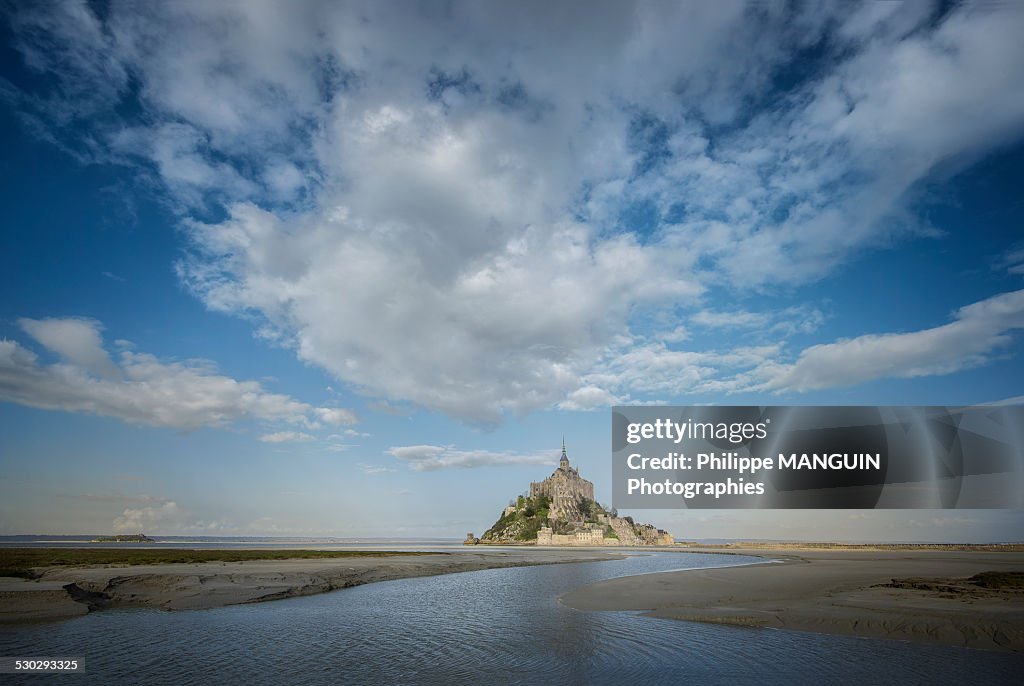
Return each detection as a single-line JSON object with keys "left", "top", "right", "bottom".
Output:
{"left": 0, "top": 548, "right": 435, "bottom": 579}
{"left": 482, "top": 494, "right": 552, "bottom": 542}
{"left": 879, "top": 570, "right": 1024, "bottom": 596}
{"left": 969, "top": 571, "right": 1024, "bottom": 590}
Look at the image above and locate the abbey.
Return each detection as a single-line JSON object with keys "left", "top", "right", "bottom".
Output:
{"left": 471, "top": 440, "right": 674, "bottom": 547}
{"left": 529, "top": 442, "right": 595, "bottom": 522}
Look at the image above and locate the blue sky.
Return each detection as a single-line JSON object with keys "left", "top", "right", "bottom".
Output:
{"left": 1, "top": 1, "right": 1023, "bottom": 541}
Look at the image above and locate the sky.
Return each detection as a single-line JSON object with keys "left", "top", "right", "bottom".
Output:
{"left": 1, "top": 1, "right": 1023, "bottom": 542}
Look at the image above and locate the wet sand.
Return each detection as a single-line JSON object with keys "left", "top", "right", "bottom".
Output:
{"left": 1, "top": 548, "right": 624, "bottom": 623}
{"left": 561, "top": 547, "right": 1024, "bottom": 652}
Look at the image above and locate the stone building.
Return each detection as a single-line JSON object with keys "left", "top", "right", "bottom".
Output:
{"left": 536, "top": 522, "right": 611, "bottom": 546}
{"left": 529, "top": 439, "right": 595, "bottom": 522}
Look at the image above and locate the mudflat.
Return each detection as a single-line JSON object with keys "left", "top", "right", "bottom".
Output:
{"left": 561, "top": 547, "right": 1024, "bottom": 652}
{"left": 1, "top": 548, "right": 624, "bottom": 622}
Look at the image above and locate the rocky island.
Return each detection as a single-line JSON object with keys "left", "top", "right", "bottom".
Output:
{"left": 469, "top": 441, "right": 673, "bottom": 546}
{"left": 90, "top": 533, "right": 155, "bottom": 543}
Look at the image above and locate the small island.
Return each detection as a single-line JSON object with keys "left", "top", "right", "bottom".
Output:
{"left": 90, "top": 533, "right": 155, "bottom": 543}
{"left": 470, "top": 441, "right": 673, "bottom": 546}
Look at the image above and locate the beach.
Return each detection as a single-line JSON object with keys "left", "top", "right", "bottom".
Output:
{"left": 1, "top": 548, "right": 625, "bottom": 623}
{"left": 6, "top": 545, "right": 1023, "bottom": 655}
{"left": 561, "top": 546, "right": 1024, "bottom": 652}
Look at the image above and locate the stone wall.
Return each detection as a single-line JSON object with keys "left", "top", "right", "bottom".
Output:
{"left": 536, "top": 524, "right": 617, "bottom": 547}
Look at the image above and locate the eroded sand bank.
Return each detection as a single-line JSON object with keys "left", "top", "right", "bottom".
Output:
{"left": 561, "top": 547, "right": 1024, "bottom": 652}
{"left": 1, "top": 548, "right": 624, "bottom": 622}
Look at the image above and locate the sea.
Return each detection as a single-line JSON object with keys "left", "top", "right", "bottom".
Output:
{"left": 0, "top": 538, "right": 1021, "bottom": 685}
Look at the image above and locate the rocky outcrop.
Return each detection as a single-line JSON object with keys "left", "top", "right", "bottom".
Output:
{"left": 479, "top": 442, "right": 673, "bottom": 546}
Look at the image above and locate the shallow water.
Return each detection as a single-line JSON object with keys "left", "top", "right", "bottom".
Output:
{"left": 1, "top": 551, "right": 1020, "bottom": 685}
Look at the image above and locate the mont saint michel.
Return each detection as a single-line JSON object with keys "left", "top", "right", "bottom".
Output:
{"left": 467, "top": 441, "right": 673, "bottom": 546}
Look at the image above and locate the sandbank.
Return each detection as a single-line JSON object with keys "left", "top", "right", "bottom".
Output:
{"left": 0, "top": 548, "right": 623, "bottom": 623}
{"left": 561, "top": 547, "right": 1024, "bottom": 652}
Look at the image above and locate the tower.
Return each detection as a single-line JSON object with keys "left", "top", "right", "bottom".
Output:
{"left": 559, "top": 436, "right": 569, "bottom": 470}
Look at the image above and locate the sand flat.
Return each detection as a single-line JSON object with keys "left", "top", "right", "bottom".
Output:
{"left": 561, "top": 547, "right": 1024, "bottom": 651}
{"left": 0, "top": 578, "right": 89, "bottom": 622}
{"left": 0, "top": 548, "right": 625, "bottom": 621}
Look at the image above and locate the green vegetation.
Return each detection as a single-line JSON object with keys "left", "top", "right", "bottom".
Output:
{"left": 0, "top": 549, "right": 433, "bottom": 579}
{"left": 605, "top": 526, "right": 619, "bottom": 539}
{"left": 482, "top": 494, "right": 552, "bottom": 542}
{"left": 578, "top": 498, "right": 603, "bottom": 522}
{"left": 880, "top": 569, "right": 1024, "bottom": 596}
{"left": 516, "top": 516, "right": 546, "bottom": 541}
{"left": 969, "top": 571, "right": 1024, "bottom": 590}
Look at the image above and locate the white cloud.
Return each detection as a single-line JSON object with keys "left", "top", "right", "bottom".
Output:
{"left": 387, "top": 444, "right": 555, "bottom": 471}
{"left": 558, "top": 385, "right": 624, "bottom": 411}
{"left": 576, "top": 341, "right": 779, "bottom": 401}
{"left": 110, "top": 123, "right": 259, "bottom": 206}
{"left": 327, "top": 429, "right": 371, "bottom": 442}
{"left": 690, "top": 306, "right": 825, "bottom": 337}
{"left": 315, "top": 407, "right": 359, "bottom": 425}
{"left": 574, "top": 289, "right": 1024, "bottom": 398}
{"left": 759, "top": 288, "right": 1024, "bottom": 393}
{"left": 18, "top": 317, "right": 119, "bottom": 377}
{"left": 6, "top": 3, "right": 1024, "bottom": 420}
{"left": 691, "top": 310, "right": 770, "bottom": 330}
{"left": 113, "top": 499, "right": 178, "bottom": 533}
{"left": 181, "top": 205, "right": 698, "bottom": 423}
{"left": 259, "top": 431, "right": 315, "bottom": 443}
{"left": 0, "top": 317, "right": 357, "bottom": 430}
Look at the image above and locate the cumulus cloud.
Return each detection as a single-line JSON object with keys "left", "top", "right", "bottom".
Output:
{"left": 18, "top": 317, "right": 119, "bottom": 377}
{"left": 558, "top": 385, "right": 624, "bottom": 411}
{"left": 387, "top": 445, "right": 554, "bottom": 471}
{"left": 6, "top": 2, "right": 1024, "bottom": 420}
{"left": 181, "top": 206, "right": 696, "bottom": 423}
{"left": 113, "top": 499, "right": 178, "bottom": 533}
{"left": 0, "top": 317, "right": 357, "bottom": 430}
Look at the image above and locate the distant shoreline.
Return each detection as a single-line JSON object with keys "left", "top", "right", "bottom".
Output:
{"left": 562, "top": 545, "right": 1024, "bottom": 652}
